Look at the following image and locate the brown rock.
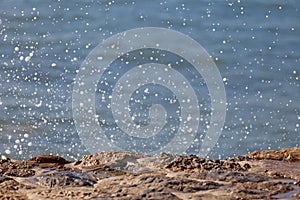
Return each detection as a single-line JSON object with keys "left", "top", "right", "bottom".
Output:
{"left": 0, "top": 159, "right": 35, "bottom": 177}
{"left": 0, "top": 147, "right": 299, "bottom": 199}
{"left": 28, "top": 154, "right": 71, "bottom": 164}
{"left": 246, "top": 147, "right": 300, "bottom": 161}
{"left": 165, "top": 155, "right": 249, "bottom": 173}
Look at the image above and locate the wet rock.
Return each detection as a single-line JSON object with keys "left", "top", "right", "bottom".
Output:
{"left": 0, "top": 175, "right": 13, "bottom": 183}
{"left": 0, "top": 147, "right": 299, "bottom": 199}
{"left": 75, "top": 151, "right": 179, "bottom": 172}
{"left": 163, "top": 179, "right": 223, "bottom": 192}
{"left": 94, "top": 173, "right": 223, "bottom": 199}
{"left": 94, "top": 175, "right": 182, "bottom": 200}
{"left": 246, "top": 147, "right": 300, "bottom": 161}
{"left": 190, "top": 170, "right": 268, "bottom": 183}
{"left": 74, "top": 151, "right": 147, "bottom": 169}
{"left": 259, "top": 159, "right": 300, "bottom": 180}
{"left": 35, "top": 171, "right": 98, "bottom": 188}
{"left": 138, "top": 188, "right": 180, "bottom": 200}
{"left": 165, "top": 155, "right": 251, "bottom": 172}
{"left": 233, "top": 180, "right": 294, "bottom": 199}
{"left": 28, "top": 154, "right": 71, "bottom": 168}
{"left": 0, "top": 158, "right": 35, "bottom": 177}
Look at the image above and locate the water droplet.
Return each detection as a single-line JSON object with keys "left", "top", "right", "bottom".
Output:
{"left": 25, "top": 56, "right": 31, "bottom": 62}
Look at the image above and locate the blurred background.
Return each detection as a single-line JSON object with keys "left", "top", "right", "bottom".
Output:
{"left": 0, "top": 0, "right": 299, "bottom": 160}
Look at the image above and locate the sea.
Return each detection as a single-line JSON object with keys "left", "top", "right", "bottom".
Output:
{"left": 0, "top": 0, "right": 299, "bottom": 160}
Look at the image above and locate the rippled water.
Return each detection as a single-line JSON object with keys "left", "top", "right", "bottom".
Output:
{"left": 0, "top": 0, "right": 299, "bottom": 160}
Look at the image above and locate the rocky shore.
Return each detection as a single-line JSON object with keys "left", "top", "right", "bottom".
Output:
{"left": 0, "top": 147, "right": 299, "bottom": 199}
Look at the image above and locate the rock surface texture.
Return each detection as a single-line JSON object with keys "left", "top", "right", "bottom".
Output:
{"left": 0, "top": 147, "right": 299, "bottom": 199}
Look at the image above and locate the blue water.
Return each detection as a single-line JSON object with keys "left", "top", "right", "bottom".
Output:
{"left": 0, "top": 0, "right": 299, "bottom": 160}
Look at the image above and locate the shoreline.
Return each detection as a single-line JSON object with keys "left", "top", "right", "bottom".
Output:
{"left": 0, "top": 147, "right": 299, "bottom": 199}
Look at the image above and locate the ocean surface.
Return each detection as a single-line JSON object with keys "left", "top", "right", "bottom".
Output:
{"left": 0, "top": 0, "right": 299, "bottom": 160}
